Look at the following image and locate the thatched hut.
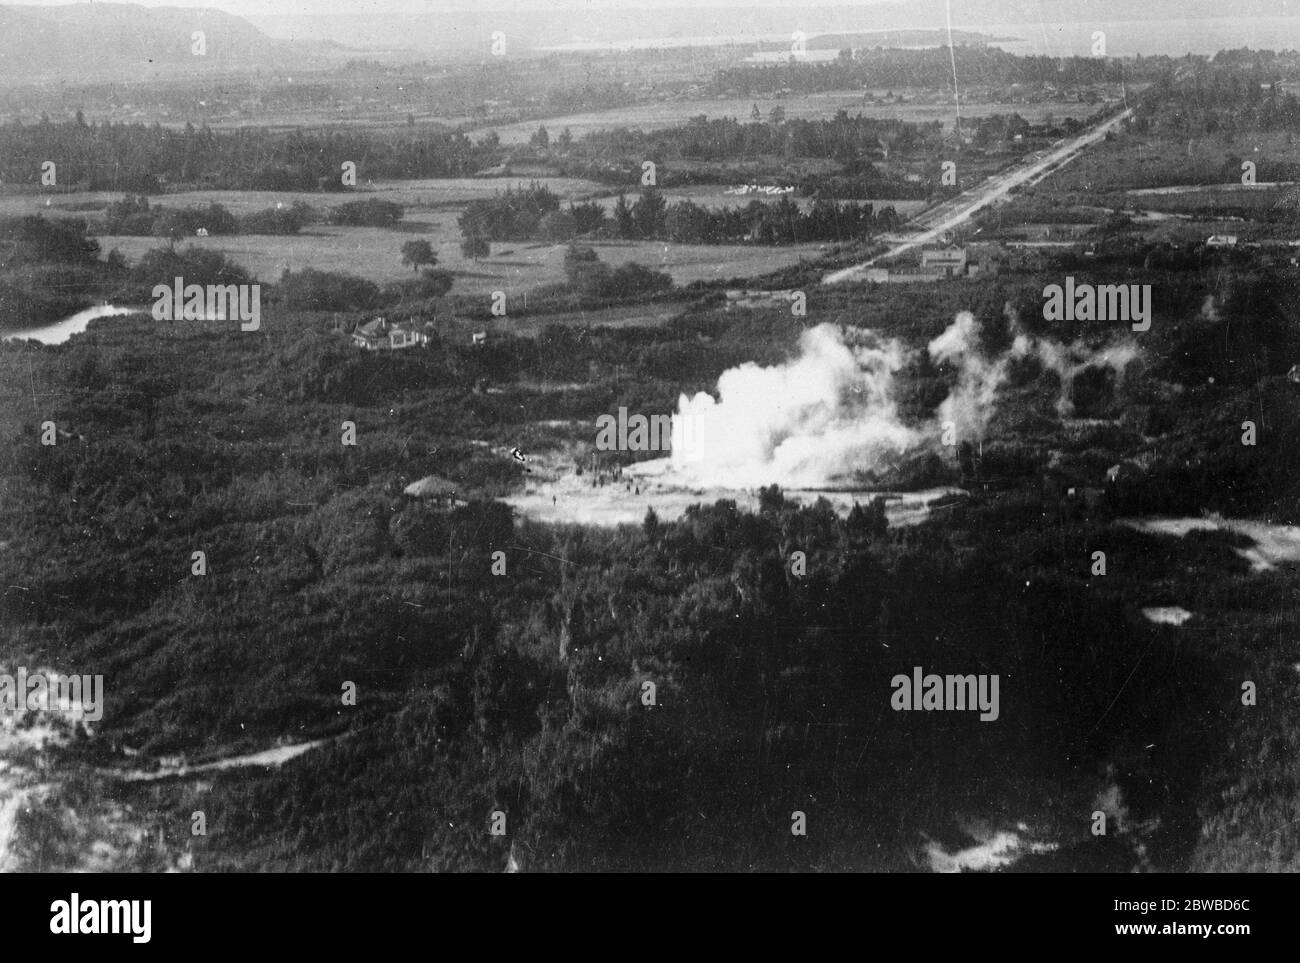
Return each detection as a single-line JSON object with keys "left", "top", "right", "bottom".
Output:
{"left": 403, "top": 474, "right": 460, "bottom": 508}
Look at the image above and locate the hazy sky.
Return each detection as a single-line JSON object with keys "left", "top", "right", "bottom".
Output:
{"left": 17, "top": 0, "right": 904, "bottom": 11}
{"left": 9, "top": 0, "right": 1284, "bottom": 18}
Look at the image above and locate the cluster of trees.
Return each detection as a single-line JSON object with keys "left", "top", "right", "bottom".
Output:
{"left": 554, "top": 110, "right": 1079, "bottom": 198}
{"left": 457, "top": 182, "right": 566, "bottom": 243}
{"left": 577, "top": 113, "right": 939, "bottom": 167}
{"left": 129, "top": 245, "right": 254, "bottom": 291}
{"left": 796, "top": 167, "right": 928, "bottom": 201}
{"left": 562, "top": 244, "right": 673, "bottom": 299}
{"left": 271, "top": 268, "right": 381, "bottom": 313}
{"left": 99, "top": 196, "right": 406, "bottom": 240}
{"left": 1137, "top": 69, "right": 1300, "bottom": 137}
{"left": 0, "top": 214, "right": 100, "bottom": 263}
{"left": 270, "top": 265, "right": 455, "bottom": 313}
{"left": 103, "top": 196, "right": 311, "bottom": 238}
{"left": 0, "top": 118, "right": 499, "bottom": 192}
{"left": 460, "top": 183, "right": 896, "bottom": 246}
{"left": 326, "top": 199, "right": 404, "bottom": 227}
{"left": 969, "top": 112, "right": 1042, "bottom": 148}
{"left": 0, "top": 215, "right": 110, "bottom": 328}
{"left": 630, "top": 193, "right": 899, "bottom": 243}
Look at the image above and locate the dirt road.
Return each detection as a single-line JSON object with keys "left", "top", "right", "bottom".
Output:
{"left": 823, "top": 107, "right": 1135, "bottom": 284}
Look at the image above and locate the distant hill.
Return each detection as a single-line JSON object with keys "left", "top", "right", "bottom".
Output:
{"left": 0, "top": 2, "right": 342, "bottom": 80}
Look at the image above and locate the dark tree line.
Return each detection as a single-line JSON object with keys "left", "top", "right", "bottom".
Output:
{"left": 103, "top": 196, "right": 308, "bottom": 237}
{"left": 575, "top": 113, "right": 939, "bottom": 165}
{"left": 460, "top": 183, "right": 898, "bottom": 245}
{"left": 0, "top": 118, "right": 498, "bottom": 192}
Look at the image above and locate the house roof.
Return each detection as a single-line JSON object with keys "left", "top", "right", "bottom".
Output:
{"left": 404, "top": 474, "right": 459, "bottom": 498}
{"left": 354, "top": 318, "right": 427, "bottom": 339}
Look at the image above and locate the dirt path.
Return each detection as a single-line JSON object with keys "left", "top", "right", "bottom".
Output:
{"left": 109, "top": 738, "right": 333, "bottom": 783}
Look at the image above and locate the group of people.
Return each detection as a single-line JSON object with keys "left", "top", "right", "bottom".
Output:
{"left": 583, "top": 461, "right": 640, "bottom": 495}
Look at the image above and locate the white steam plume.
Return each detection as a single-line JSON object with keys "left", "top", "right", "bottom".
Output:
{"left": 661, "top": 312, "right": 1142, "bottom": 491}
{"left": 931, "top": 308, "right": 1141, "bottom": 429}
{"left": 928, "top": 310, "right": 1012, "bottom": 441}
{"left": 670, "top": 323, "right": 918, "bottom": 488}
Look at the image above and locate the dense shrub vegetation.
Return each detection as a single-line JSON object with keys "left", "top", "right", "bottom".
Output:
{"left": 3, "top": 52, "right": 1300, "bottom": 872}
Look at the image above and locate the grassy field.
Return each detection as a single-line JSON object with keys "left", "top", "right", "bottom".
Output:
{"left": 4, "top": 171, "right": 893, "bottom": 306}
{"left": 488, "top": 301, "right": 687, "bottom": 337}
{"left": 167, "top": 90, "right": 1121, "bottom": 141}
{"left": 94, "top": 227, "right": 829, "bottom": 297}
{"left": 1, "top": 175, "right": 844, "bottom": 298}
{"left": 473, "top": 91, "right": 1114, "bottom": 145}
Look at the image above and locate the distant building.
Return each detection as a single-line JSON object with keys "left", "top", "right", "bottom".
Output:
{"left": 920, "top": 245, "right": 968, "bottom": 276}
{"left": 866, "top": 245, "right": 981, "bottom": 283}
{"left": 724, "top": 289, "right": 799, "bottom": 309}
{"left": 864, "top": 267, "right": 945, "bottom": 284}
{"left": 351, "top": 317, "right": 431, "bottom": 351}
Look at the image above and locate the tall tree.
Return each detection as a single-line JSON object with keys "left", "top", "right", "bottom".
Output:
{"left": 401, "top": 239, "right": 437, "bottom": 272}
{"left": 632, "top": 188, "right": 667, "bottom": 239}
{"left": 613, "top": 194, "right": 635, "bottom": 239}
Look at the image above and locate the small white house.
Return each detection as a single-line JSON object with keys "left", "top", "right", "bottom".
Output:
{"left": 351, "top": 317, "right": 431, "bottom": 351}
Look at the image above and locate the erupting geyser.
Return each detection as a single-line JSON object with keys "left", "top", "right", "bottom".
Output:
{"left": 668, "top": 324, "right": 918, "bottom": 488}
{"left": 658, "top": 312, "right": 1142, "bottom": 491}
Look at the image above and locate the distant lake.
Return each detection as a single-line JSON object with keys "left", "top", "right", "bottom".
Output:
{"left": 980, "top": 17, "right": 1300, "bottom": 57}
{"left": 2, "top": 304, "right": 139, "bottom": 345}
{"left": 538, "top": 16, "right": 1300, "bottom": 59}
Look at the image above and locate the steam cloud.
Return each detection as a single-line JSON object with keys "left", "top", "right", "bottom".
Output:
{"left": 928, "top": 311, "right": 1010, "bottom": 441}
{"left": 666, "top": 314, "right": 1141, "bottom": 489}
{"left": 930, "top": 308, "right": 1141, "bottom": 435}
{"left": 671, "top": 324, "right": 917, "bottom": 488}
